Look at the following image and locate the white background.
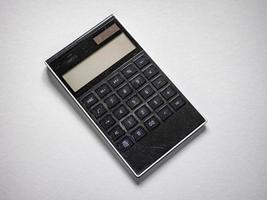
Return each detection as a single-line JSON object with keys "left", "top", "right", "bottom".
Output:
{"left": 0, "top": 0, "right": 266, "bottom": 199}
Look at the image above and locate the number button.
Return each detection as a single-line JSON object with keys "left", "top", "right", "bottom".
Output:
{"left": 152, "top": 75, "right": 167, "bottom": 89}
{"left": 91, "top": 104, "right": 107, "bottom": 118}
{"left": 127, "top": 96, "right": 141, "bottom": 109}
{"left": 161, "top": 86, "right": 177, "bottom": 100}
{"left": 135, "top": 105, "right": 151, "bottom": 120}
{"left": 143, "top": 65, "right": 159, "bottom": 79}
{"left": 82, "top": 93, "right": 98, "bottom": 108}
{"left": 135, "top": 55, "right": 150, "bottom": 69}
{"left": 122, "top": 115, "right": 138, "bottom": 130}
{"left": 148, "top": 95, "right": 164, "bottom": 110}
{"left": 113, "top": 105, "right": 129, "bottom": 120}
{"left": 139, "top": 85, "right": 155, "bottom": 99}
{"left": 117, "top": 84, "right": 132, "bottom": 99}
{"left": 157, "top": 105, "right": 173, "bottom": 121}
{"left": 131, "top": 75, "right": 146, "bottom": 89}
{"left": 108, "top": 74, "right": 124, "bottom": 88}
{"left": 170, "top": 96, "right": 185, "bottom": 111}
{"left": 96, "top": 84, "right": 111, "bottom": 98}
{"left": 144, "top": 116, "right": 160, "bottom": 131}
{"left": 131, "top": 127, "right": 147, "bottom": 141}
{"left": 99, "top": 115, "right": 116, "bottom": 130}
{"left": 122, "top": 64, "right": 137, "bottom": 78}
{"left": 116, "top": 136, "right": 133, "bottom": 152}
{"left": 104, "top": 94, "right": 119, "bottom": 108}
{"left": 108, "top": 125, "right": 125, "bottom": 141}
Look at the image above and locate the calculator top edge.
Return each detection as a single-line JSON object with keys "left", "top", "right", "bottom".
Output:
{"left": 45, "top": 14, "right": 115, "bottom": 64}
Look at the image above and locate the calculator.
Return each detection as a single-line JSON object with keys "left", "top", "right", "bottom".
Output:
{"left": 46, "top": 15, "right": 206, "bottom": 178}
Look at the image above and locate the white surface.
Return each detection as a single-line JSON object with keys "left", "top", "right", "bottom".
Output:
{"left": 0, "top": 0, "right": 266, "bottom": 200}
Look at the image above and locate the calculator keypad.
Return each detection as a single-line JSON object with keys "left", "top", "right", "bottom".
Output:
{"left": 81, "top": 52, "right": 186, "bottom": 153}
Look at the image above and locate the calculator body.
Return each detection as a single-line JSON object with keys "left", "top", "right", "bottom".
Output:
{"left": 46, "top": 15, "right": 206, "bottom": 177}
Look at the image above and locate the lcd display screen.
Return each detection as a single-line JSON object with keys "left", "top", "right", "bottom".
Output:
{"left": 63, "top": 33, "right": 135, "bottom": 92}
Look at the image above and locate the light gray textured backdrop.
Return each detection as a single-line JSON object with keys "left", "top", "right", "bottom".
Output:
{"left": 0, "top": 0, "right": 266, "bottom": 199}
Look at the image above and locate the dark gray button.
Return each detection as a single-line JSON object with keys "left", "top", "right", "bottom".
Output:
{"left": 170, "top": 96, "right": 185, "bottom": 111}
{"left": 135, "top": 105, "right": 151, "bottom": 120}
{"left": 99, "top": 115, "right": 115, "bottom": 130}
{"left": 91, "top": 104, "right": 107, "bottom": 118}
{"left": 131, "top": 127, "right": 147, "bottom": 141}
{"left": 122, "top": 115, "right": 138, "bottom": 130}
{"left": 82, "top": 93, "right": 98, "bottom": 108}
{"left": 157, "top": 105, "right": 173, "bottom": 121}
{"left": 145, "top": 116, "right": 160, "bottom": 130}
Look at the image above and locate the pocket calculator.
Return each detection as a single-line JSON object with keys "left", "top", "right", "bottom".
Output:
{"left": 46, "top": 15, "right": 206, "bottom": 178}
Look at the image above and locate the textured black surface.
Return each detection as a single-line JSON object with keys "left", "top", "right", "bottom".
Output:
{"left": 122, "top": 102, "right": 205, "bottom": 175}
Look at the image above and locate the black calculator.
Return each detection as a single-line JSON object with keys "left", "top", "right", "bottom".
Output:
{"left": 46, "top": 15, "right": 206, "bottom": 177}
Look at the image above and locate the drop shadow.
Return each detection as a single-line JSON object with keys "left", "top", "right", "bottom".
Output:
{"left": 45, "top": 67, "right": 207, "bottom": 185}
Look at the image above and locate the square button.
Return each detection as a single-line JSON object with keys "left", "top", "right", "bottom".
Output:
{"left": 161, "top": 86, "right": 177, "bottom": 100}
{"left": 108, "top": 74, "right": 124, "bottom": 88}
{"left": 144, "top": 116, "right": 160, "bottom": 131}
{"left": 152, "top": 75, "right": 167, "bottom": 89}
{"left": 104, "top": 94, "right": 119, "bottom": 108}
{"left": 122, "top": 115, "right": 138, "bottom": 130}
{"left": 134, "top": 55, "right": 150, "bottom": 69}
{"left": 131, "top": 75, "right": 146, "bottom": 89}
{"left": 117, "top": 84, "right": 132, "bottom": 99}
{"left": 108, "top": 125, "right": 125, "bottom": 141}
{"left": 139, "top": 85, "right": 155, "bottom": 99}
{"left": 157, "top": 105, "right": 173, "bottom": 121}
{"left": 91, "top": 103, "right": 107, "bottom": 118}
{"left": 143, "top": 65, "right": 159, "bottom": 79}
{"left": 135, "top": 105, "right": 151, "bottom": 120}
{"left": 82, "top": 93, "right": 98, "bottom": 108}
{"left": 131, "top": 127, "right": 147, "bottom": 141}
{"left": 170, "top": 96, "right": 185, "bottom": 111}
{"left": 148, "top": 95, "right": 164, "bottom": 110}
{"left": 99, "top": 115, "right": 115, "bottom": 130}
{"left": 113, "top": 105, "right": 129, "bottom": 120}
{"left": 127, "top": 95, "right": 141, "bottom": 109}
{"left": 122, "top": 64, "right": 137, "bottom": 78}
{"left": 116, "top": 136, "right": 133, "bottom": 152}
{"left": 96, "top": 84, "right": 111, "bottom": 98}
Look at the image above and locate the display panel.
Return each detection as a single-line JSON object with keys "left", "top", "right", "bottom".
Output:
{"left": 63, "top": 33, "right": 135, "bottom": 92}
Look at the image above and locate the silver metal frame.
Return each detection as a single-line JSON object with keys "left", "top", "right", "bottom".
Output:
{"left": 45, "top": 15, "right": 207, "bottom": 177}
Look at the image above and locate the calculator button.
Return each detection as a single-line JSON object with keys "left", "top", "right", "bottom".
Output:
{"left": 135, "top": 105, "right": 151, "bottom": 120}
{"left": 82, "top": 93, "right": 98, "bottom": 108}
{"left": 122, "top": 64, "right": 137, "bottom": 78}
{"left": 161, "top": 86, "right": 177, "bottom": 100}
{"left": 96, "top": 84, "right": 111, "bottom": 98}
{"left": 116, "top": 136, "right": 133, "bottom": 152}
{"left": 104, "top": 94, "right": 119, "bottom": 108}
{"left": 157, "top": 105, "right": 173, "bottom": 121}
{"left": 148, "top": 95, "right": 164, "bottom": 110}
{"left": 144, "top": 116, "right": 160, "bottom": 131}
{"left": 108, "top": 74, "right": 124, "bottom": 88}
{"left": 139, "top": 85, "right": 155, "bottom": 99}
{"left": 135, "top": 55, "right": 150, "bottom": 69}
{"left": 170, "top": 96, "right": 185, "bottom": 111}
{"left": 122, "top": 115, "right": 138, "bottom": 130}
{"left": 131, "top": 75, "right": 146, "bottom": 89}
{"left": 108, "top": 125, "right": 125, "bottom": 141}
{"left": 113, "top": 105, "right": 129, "bottom": 120}
{"left": 131, "top": 127, "right": 147, "bottom": 141}
{"left": 99, "top": 115, "right": 115, "bottom": 130}
{"left": 143, "top": 65, "right": 159, "bottom": 79}
{"left": 127, "top": 95, "right": 141, "bottom": 109}
{"left": 152, "top": 76, "right": 167, "bottom": 89}
{"left": 91, "top": 104, "right": 107, "bottom": 118}
{"left": 117, "top": 84, "right": 132, "bottom": 99}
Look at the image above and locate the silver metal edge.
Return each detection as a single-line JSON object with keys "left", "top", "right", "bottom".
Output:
{"left": 46, "top": 59, "right": 207, "bottom": 178}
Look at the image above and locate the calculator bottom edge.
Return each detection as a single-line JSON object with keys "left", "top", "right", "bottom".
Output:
{"left": 133, "top": 119, "right": 207, "bottom": 178}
